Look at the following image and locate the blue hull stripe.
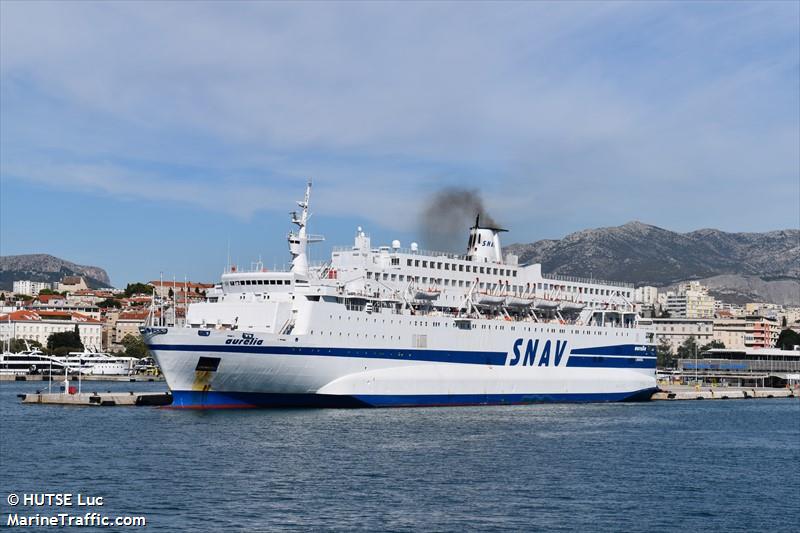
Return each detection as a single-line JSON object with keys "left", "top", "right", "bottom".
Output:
{"left": 570, "top": 344, "right": 656, "bottom": 357}
{"left": 168, "top": 388, "right": 659, "bottom": 409}
{"left": 149, "top": 344, "right": 508, "bottom": 366}
{"left": 149, "top": 343, "right": 653, "bottom": 368}
{"left": 567, "top": 356, "right": 656, "bottom": 369}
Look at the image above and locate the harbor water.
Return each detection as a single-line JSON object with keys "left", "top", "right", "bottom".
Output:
{"left": 1, "top": 381, "right": 798, "bottom": 532}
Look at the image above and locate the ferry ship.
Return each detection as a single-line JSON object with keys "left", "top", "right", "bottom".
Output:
{"left": 142, "top": 182, "right": 657, "bottom": 408}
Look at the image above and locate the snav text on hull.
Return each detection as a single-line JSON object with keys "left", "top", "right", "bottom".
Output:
{"left": 141, "top": 181, "right": 658, "bottom": 409}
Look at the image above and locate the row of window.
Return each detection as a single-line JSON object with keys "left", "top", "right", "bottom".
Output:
{"left": 4, "top": 325, "right": 99, "bottom": 333}
{"left": 365, "top": 271, "right": 632, "bottom": 298}
{"left": 321, "top": 314, "right": 633, "bottom": 336}
{"left": 404, "top": 258, "right": 517, "bottom": 277}
{"left": 224, "top": 279, "right": 291, "bottom": 287}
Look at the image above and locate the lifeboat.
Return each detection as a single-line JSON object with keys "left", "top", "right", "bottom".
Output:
{"left": 413, "top": 288, "right": 441, "bottom": 300}
{"left": 559, "top": 301, "right": 585, "bottom": 312}
{"left": 473, "top": 292, "right": 505, "bottom": 305}
{"left": 533, "top": 298, "right": 559, "bottom": 310}
{"left": 504, "top": 295, "right": 535, "bottom": 307}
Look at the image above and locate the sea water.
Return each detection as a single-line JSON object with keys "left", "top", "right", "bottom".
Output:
{"left": 1, "top": 381, "right": 798, "bottom": 532}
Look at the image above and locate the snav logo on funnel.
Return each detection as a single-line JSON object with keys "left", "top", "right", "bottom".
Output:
{"left": 507, "top": 339, "right": 568, "bottom": 367}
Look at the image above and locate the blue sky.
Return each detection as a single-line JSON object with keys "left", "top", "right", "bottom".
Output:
{"left": 1, "top": 1, "right": 798, "bottom": 287}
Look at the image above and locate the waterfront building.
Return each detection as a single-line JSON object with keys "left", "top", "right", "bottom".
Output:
{"left": 12, "top": 280, "right": 54, "bottom": 296}
{"left": 664, "top": 282, "right": 715, "bottom": 319}
{"left": 148, "top": 280, "right": 214, "bottom": 299}
{"left": 36, "top": 294, "right": 67, "bottom": 306}
{"left": 638, "top": 317, "right": 713, "bottom": 353}
{"left": 710, "top": 316, "right": 780, "bottom": 350}
{"left": 114, "top": 309, "right": 150, "bottom": 344}
{"left": 748, "top": 317, "right": 781, "bottom": 348}
{"left": 633, "top": 286, "right": 658, "bottom": 306}
{"left": 0, "top": 310, "right": 102, "bottom": 350}
{"left": 679, "top": 347, "right": 800, "bottom": 388}
{"left": 714, "top": 301, "right": 745, "bottom": 318}
{"left": 57, "top": 276, "right": 88, "bottom": 293}
{"left": 30, "top": 302, "right": 101, "bottom": 320}
{"left": 68, "top": 289, "right": 116, "bottom": 304}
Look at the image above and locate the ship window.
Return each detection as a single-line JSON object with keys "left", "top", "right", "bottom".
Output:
{"left": 493, "top": 268, "right": 498, "bottom": 275}
{"left": 437, "top": 262, "right": 442, "bottom": 269}
{"left": 415, "top": 260, "right": 420, "bottom": 267}
{"left": 459, "top": 265, "right": 464, "bottom": 272}
{"left": 407, "top": 259, "right": 412, "bottom": 266}
{"left": 367, "top": 272, "right": 372, "bottom": 279}
{"left": 422, "top": 261, "right": 428, "bottom": 267}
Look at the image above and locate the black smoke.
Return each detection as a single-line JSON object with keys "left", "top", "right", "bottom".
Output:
{"left": 419, "top": 188, "right": 500, "bottom": 252}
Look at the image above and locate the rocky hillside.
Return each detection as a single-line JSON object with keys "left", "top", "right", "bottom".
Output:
{"left": 0, "top": 254, "right": 111, "bottom": 290}
{"left": 506, "top": 222, "right": 799, "bottom": 305}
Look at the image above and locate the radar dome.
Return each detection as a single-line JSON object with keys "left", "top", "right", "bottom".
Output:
{"left": 391, "top": 240, "right": 401, "bottom": 249}
{"left": 410, "top": 242, "right": 418, "bottom": 252}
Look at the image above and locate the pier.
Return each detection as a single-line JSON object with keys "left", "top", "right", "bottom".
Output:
{"left": 0, "top": 374, "right": 163, "bottom": 382}
{"left": 18, "top": 390, "right": 172, "bottom": 406}
{"left": 651, "top": 385, "right": 798, "bottom": 401}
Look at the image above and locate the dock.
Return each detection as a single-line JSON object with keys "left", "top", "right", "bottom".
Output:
{"left": 651, "top": 386, "right": 798, "bottom": 401}
{"left": 18, "top": 391, "right": 172, "bottom": 406}
{"left": 0, "top": 374, "right": 164, "bottom": 382}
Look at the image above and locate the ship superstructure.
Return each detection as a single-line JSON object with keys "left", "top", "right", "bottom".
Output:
{"left": 143, "top": 182, "right": 657, "bottom": 408}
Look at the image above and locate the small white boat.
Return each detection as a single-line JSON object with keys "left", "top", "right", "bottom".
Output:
{"left": 559, "top": 301, "right": 585, "bottom": 312}
{"left": 504, "top": 295, "right": 535, "bottom": 307}
{"left": 474, "top": 292, "right": 505, "bottom": 305}
{"left": 413, "top": 288, "right": 441, "bottom": 300}
{"left": 53, "top": 352, "right": 137, "bottom": 376}
{"left": 0, "top": 350, "right": 66, "bottom": 375}
{"left": 533, "top": 298, "right": 559, "bottom": 310}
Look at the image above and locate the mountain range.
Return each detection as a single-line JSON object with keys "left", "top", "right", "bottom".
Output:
{"left": 505, "top": 222, "right": 799, "bottom": 306}
{"left": 0, "top": 254, "right": 111, "bottom": 291}
{"left": 2, "top": 223, "right": 797, "bottom": 305}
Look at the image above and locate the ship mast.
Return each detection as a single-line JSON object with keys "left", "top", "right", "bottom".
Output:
{"left": 288, "top": 180, "right": 324, "bottom": 277}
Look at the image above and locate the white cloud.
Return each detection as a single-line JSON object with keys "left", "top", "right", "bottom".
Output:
{"left": 1, "top": 1, "right": 797, "bottom": 235}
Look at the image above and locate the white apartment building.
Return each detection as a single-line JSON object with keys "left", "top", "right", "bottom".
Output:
{"left": 664, "top": 281, "right": 715, "bottom": 319}
{"left": 12, "top": 280, "right": 54, "bottom": 296}
{"left": 634, "top": 286, "right": 659, "bottom": 306}
{"left": 638, "top": 317, "right": 714, "bottom": 354}
{"left": 0, "top": 310, "right": 103, "bottom": 350}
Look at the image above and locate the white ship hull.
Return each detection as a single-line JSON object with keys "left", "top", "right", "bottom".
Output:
{"left": 144, "top": 324, "right": 657, "bottom": 408}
